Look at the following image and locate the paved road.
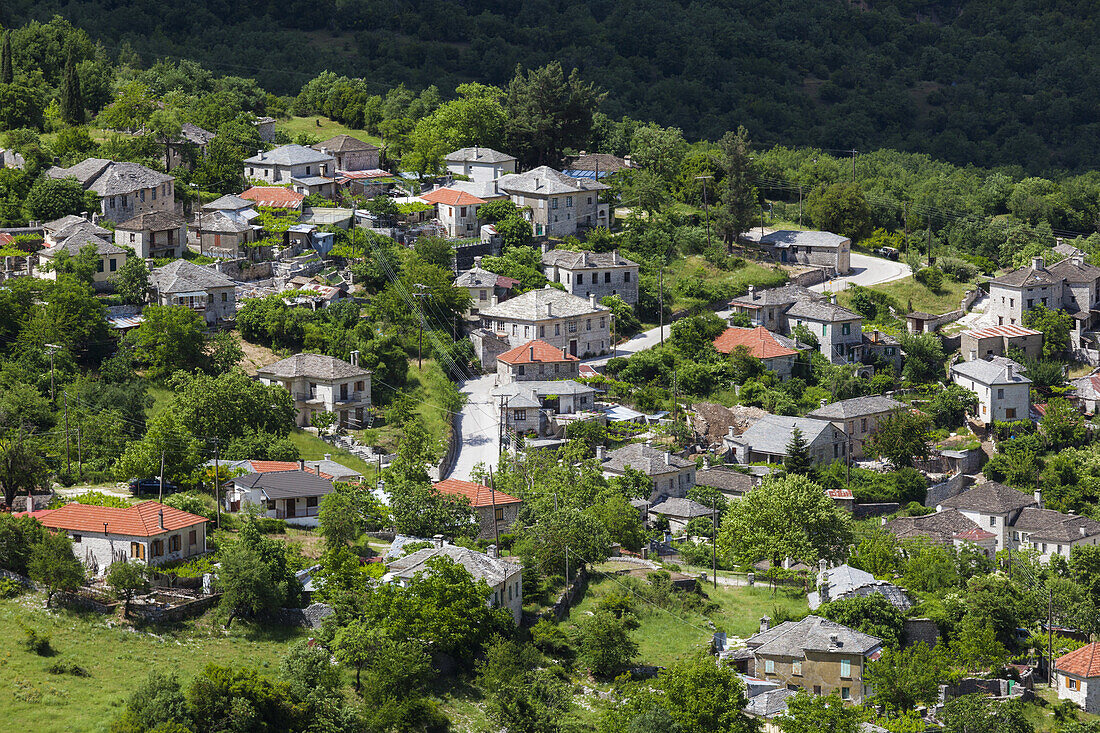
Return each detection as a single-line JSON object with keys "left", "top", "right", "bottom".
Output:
{"left": 446, "top": 373, "right": 500, "bottom": 481}
{"left": 807, "top": 252, "right": 911, "bottom": 294}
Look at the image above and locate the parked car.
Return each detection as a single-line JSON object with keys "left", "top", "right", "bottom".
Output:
{"left": 876, "top": 246, "right": 900, "bottom": 260}
{"left": 128, "top": 477, "right": 177, "bottom": 495}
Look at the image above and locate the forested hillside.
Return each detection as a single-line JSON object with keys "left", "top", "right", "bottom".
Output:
{"left": 4, "top": 0, "right": 1100, "bottom": 172}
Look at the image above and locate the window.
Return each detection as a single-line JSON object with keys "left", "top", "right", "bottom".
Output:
{"left": 518, "top": 365, "right": 525, "bottom": 376}
{"left": 306, "top": 496, "right": 318, "bottom": 508}
{"left": 576, "top": 273, "right": 583, "bottom": 284}
{"left": 568, "top": 321, "right": 577, "bottom": 332}
{"left": 1006, "top": 408, "right": 1017, "bottom": 421}
{"left": 604, "top": 271, "right": 611, "bottom": 283}
{"left": 586, "top": 319, "right": 592, "bottom": 331}
{"left": 539, "top": 326, "right": 545, "bottom": 337}
{"left": 524, "top": 325, "right": 530, "bottom": 337}
{"left": 152, "top": 539, "right": 164, "bottom": 557}
{"left": 1014, "top": 531, "right": 1020, "bottom": 541}
{"left": 110, "top": 258, "right": 117, "bottom": 272}
{"left": 1068, "top": 677, "right": 1080, "bottom": 690}
{"left": 306, "top": 166, "right": 311, "bottom": 175}
{"left": 97, "top": 260, "right": 104, "bottom": 273}
{"left": 813, "top": 685, "right": 821, "bottom": 695}
{"left": 189, "top": 530, "right": 197, "bottom": 546}
{"left": 555, "top": 324, "right": 561, "bottom": 335}
{"left": 600, "top": 317, "right": 605, "bottom": 328}
{"left": 460, "top": 206, "right": 467, "bottom": 217}
{"left": 221, "top": 292, "right": 228, "bottom": 302}
{"left": 840, "top": 659, "right": 851, "bottom": 678}
{"left": 841, "top": 687, "right": 851, "bottom": 700}
{"left": 842, "top": 323, "right": 851, "bottom": 335}
{"left": 129, "top": 233, "right": 135, "bottom": 242}
{"left": 764, "top": 659, "right": 775, "bottom": 674}
{"left": 151, "top": 188, "right": 156, "bottom": 200}
{"left": 513, "top": 409, "right": 526, "bottom": 421}
{"left": 990, "top": 516, "right": 997, "bottom": 526}
{"left": 566, "top": 196, "right": 573, "bottom": 207}
{"left": 169, "top": 535, "right": 181, "bottom": 552}
{"left": 1028, "top": 299, "right": 1034, "bottom": 308}
{"left": 480, "top": 289, "right": 487, "bottom": 301}
{"left": 552, "top": 198, "right": 559, "bottom": 210}
{"left": 130, "top": 542, "right": 145, "bottom": 560}
{"left": 997, "top": 388, "right": 1004, "bottom": 399}
{"left": 495, "top": 507, "right": 505, "bottom": 521}
{"left": 792, "top": 660, "right": 802, "bottom": 676}
{"left": 861, "top": 418, "right": 867, "bottom": 432}
{"left": 72, "top": 534, "right": 81, "bottom": 543}
{"left": 822, "top": 324, "right": 827, "bottom": 335}
{"left": 140, "top": 190, "right": 145, "bottom": 203}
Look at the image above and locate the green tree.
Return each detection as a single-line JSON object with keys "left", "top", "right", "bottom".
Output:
{"left": 106, "top": 560, "right": 149, "bottom": 618}
{"left": 115, "top": 255, "right": 151, "bottom": 306}
{"left": 927, "top": 384, "right": 979, "bottom": 429}
{"left": 59, "top": 48, "right": 84, "bottom": 125}
{"left": 784, "top": 427, "right": 812, "bottom": 475}
{"left": 479, "top": 636, "right": 573, "bottom": 733}
{"left": 818, "top": 594, "right": 906, "bottom": 649}
{"left": 318, "top": 483, "right": 384, "bottom": 548}
{"left": 718, "top": 473, "right": 852, "bottom": 567}
{"left": 388, "top": 479, "right": 478, "bottom": 539}
{"left": 866, "top": 409, "right": 932, "bottom": 468}
{"left": 951, "top": 614, "right": 1009, "bottom": 671}
{"left": 897, "top": 332, "right": 946, "bottom": 383}
{"left": 23, "top": 177, "right": 91, "bottom": 222}
{"left": 519, "top": 509, "right": 613, "bottom": 576}
{"left": 940, "top": 695, "right": 1033, "bottom": 733}
{"left": 114, "top": 410, "right": 203, "bottom": 486}
{"left": 29, "top": 531, "right": 84, "bottom": 608}
{"left": 658, "top": 653, "right": 756, "bottom": 733}
{"left": 625, "top": 168, "right": 670, "bottom": 216}
{"left": 333, "top": 619, "right": 380, "bottom": 692}
{"left": 579, "top": 610, "right": 638, "bottom": 677}
{"left": 630, "top": 123, "right": 688, "bottom": 182}
{"left": 806, "top": 182, "right": 872, "bottom": 241}
{"left": 112, "top": 671, "right": 192, "bottom": 733}
{"left": 0, "top": 431, "right": 48, "bottom": 508}
{"left": 125, "top": 305, "right": 207, "bottom": 380}
{"left": 865, "top": 642, "right": 950, "bottom": 714}
{"left": 1023, "top": 303, "right": 1073, "bottom": 358}
{"left": 504, "top": 62, "right": 604, "bottom": 168}
{"left": 779, "top": 693, "right": 861, "bottom": 733}
{"left": 714, "top": 126, "right": 758, "bottom": 251}
{"left": 1041, "top": 397, "right": 1086, "bottom": 449}
{"left": 217, "top": 522, "right": 297, "bottom": 627}
{"left": 1, "top": 31, "right": 12, "bottom": 85}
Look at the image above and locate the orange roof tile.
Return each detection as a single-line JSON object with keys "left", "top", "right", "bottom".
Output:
{"left": 713, "top": 326, "right": 799, "bottom": 359}
{"left": 497, "top": 339, "right": 579, "bottom": 365}
{"left": 1057, "top": 642, "right": 1100, "bottom": 678}
{"left": 433, "top": 479, "right": 521, "bottom": 508}
{"left": 248, "top": 460, "right": 333, "bottom": 480}
{"left": 954, "top": 527, "right": 996, "bottom": 541}
{"left": 240, "top": 186, "right": 306, "bottom": 208}
{"left": 22, "top": 501, "right": 207, "bottom": 537}
{"left": 419, "top": 188, "right": 486, "bottom": 207}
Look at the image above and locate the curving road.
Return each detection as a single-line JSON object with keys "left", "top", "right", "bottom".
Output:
{"left": 808, "top": 252, "right": 911, "bottom": 294}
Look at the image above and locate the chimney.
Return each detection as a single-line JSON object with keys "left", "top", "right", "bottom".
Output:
{"left": 728, "top": 425, "right": 735, "bottom": 439}
{"left": 820, "top": 398, "right": 828, "bottom": 408}
{"left": 1034, "top": 488, "right": 1043, "bottom": 509}
{"left": 664, "top": 451, "right": 672, "bottom": 466}
{"left": 541, "top": 242, "right": 550, "bottom": 255}
{"left": 624, "top": 155, "right": 632, "bottom": 167}
{"left": 1073, "top": 253, "right": 1085, "bottom": 267}
{"left": 433, "top": 534, "right": 444, "bottom": 548}
{"left": 596, "top": 445, "right": 606, "bottom": 461}
{"left": 529, "top": 345, "right": 535, "bottom": 361}
{"left": 158, "top": 510, "right": 165, "bottom": 530}
{"left": 1006, "top": 364, "right": 1014, "bottom": 381}
{"left": 1081, "top": 526, "right": 1087, "bottom": 537}
{"left": 749, "top": 284, "right": 757, "bottom": 300}
{"left": 299, "top": 459, "right": 306, "bottom": 471}
{"left": 759, "top": 616, "right": 770, "bottom": 633}
{"left": 562, "top": 348, "right": 568, "bottom": 360}
{"left": 546, "top": 302, "right": 553, "bottom": 317}
{"left": 579, "top": 150, "right": 586, "bottom": 156}
{"left": 491, "top": 295, "right": 499, "bottom": 306}
{"left": 819, "top": 558, "right": 827, "bottom": 574}
{"left": 474, "top": 255, "right": 482, "bottom": 267}
{"left": 1033, "top": 256, "right": 1045, "bottom": 270}
{"left": 324, "top": 454, "right": 332, "bottom": 461}
{"left": 589, "top": 293, "right": 597, "bottom": 308}
{"left": 782, "top": 557, "right": 792, "bottom": 570}
{"left": 703, "top": 457, "right": 711, "bottom": 470}
{"left": 349, "top": 349, "right": 359, "bottom": 367}
{"left": 969, "top": 349, "right": 978, "bottom": 361}
{"left": 830, "top": 293, "right": 838, "bottom": 304}
{"left": 486, "top": 544, "right": 498, "bottom": 558}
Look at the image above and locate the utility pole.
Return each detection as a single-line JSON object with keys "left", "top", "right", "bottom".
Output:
{"left": 45, "top": 343, "right": 61, "bottom": 402}
{"left": 77, "top": 426, "right": 82, "bottom": 476}
{"left": 412, "top": 283, "right": 430, "bottom": 369}
{"left": 695, "top": 175, "right": 713, "bottom": 251}
{"left": 711, "top": 502, "right": 717, "bottom": 590}
{"left": 488, "top": 466, "right": 500, "bottom": 548}
{"left": 158, "top": 450, "right": 165, "bottom": 501}
{"left": 565, "top": 546, "right": 570, "bottom": 586}
{"left": 63, "top": 390, "right": 70, "bottom": 474}
{"left": 798, "top": 185, "right": 803, "bottom": 227}
{"left": 1049, "top": 588, "right": 1054, "bottom": 683}
{"left": 760, "top": 206, "right": 765, "bottom": 236}
{"left": 213, "top": 438, "right": 221, "bottom": 529}
{"left": 846, "top": 434, "right": 852, "bottom": 487}
{"left": 658, "top": 262, "right": 665, "bottom": 347}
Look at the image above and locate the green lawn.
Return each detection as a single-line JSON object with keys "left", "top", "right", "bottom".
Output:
{"left": 289, "top": 429, "right": 377, "bottom": 480}
{"left": 663, "top": 255, "right": 790, "bottom": 312}
{"left": 0, "top": 595, "right": 307, "bottom": 733}
{"left": 355, "top": 360, "right": 462, "bottom": 459}
{"left": 839, "top": 274, "right": 976, "bottom": 316}
{"left": 274, "top": 116, "right": 382, "bottom": 147}
{"left": 144, "top": 385, "right": 174, "bottom": 420}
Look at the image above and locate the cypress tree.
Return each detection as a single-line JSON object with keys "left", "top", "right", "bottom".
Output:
{"left": 783, "top": 427, "right": 812, "bottom": 476}
{"left": 60, "top": 48, "right": 83, "bottom": 125}
{"left": 1, "top": 31, "right": 12, "bottom": 84}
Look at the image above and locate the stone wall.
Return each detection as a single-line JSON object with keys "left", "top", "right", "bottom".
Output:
{"left": 904, "top": 618, "right": 941, "bottom": 648}
{"left": 787, "top": 268, "right": 828, "bottom": 287}
{"left": 853, "top": 502, "right": 900, "bottom": 518}
{"left": 273, "top": 603, "right": 335, "bottom": 628}
{"left": 925, "top": 472, "right": 972, "bottom": 507}
{"left": 213, "top": 258, "right": 273, "bottom": 281}
{"left": 548, "top": 566, "right": 590, "bottom": 621}
{"left": 130, "top": 592, "right": 220, "bottom": 623}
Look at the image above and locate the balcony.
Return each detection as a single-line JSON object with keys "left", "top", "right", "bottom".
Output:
{"left": 334, "top": 391, "right": 368, "bottom": 404}
{"left": 275, "top": 507, "right": 319, "bottom": 519}
{"left": 293, "top": 392, "right": 325, "bottom": 404}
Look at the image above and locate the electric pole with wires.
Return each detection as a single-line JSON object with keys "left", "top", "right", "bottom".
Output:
{"left": 412, "top": 283, "right": 430, "bottom": 369}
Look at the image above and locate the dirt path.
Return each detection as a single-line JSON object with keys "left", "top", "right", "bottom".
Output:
{"left": 236, "top": 333, "right": 281, "bottom": 375}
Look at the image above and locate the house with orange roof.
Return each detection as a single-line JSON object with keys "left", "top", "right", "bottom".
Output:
{"left": 496, "top": 339, "right": 581, "bottom": 383}
{"left": 961, "top": 324, "right": 1043, "bottom": 361}
{"left": 420, "top": 187, "right": 486, "bottom": 238}
{"left": 433, "top": 478, "right": 522, "bottom": 539}
{"left": 19, "top": 501, "right": 208, "bottom": 576}
{"left": 240, "top": 186, "right": 306, "bottom": 212}
{"left": 713, "top": 326, "right": 802, "bottom": 380}
{"left": 1056, "top": 642, "right": 1100, "bottom": 713}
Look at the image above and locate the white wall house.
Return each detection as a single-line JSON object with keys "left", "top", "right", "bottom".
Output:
{"left": 256, "top": 352, "right": 372, "bottom": 430}
{"left": 223, "top": 469, "right": 335, "bottom": 527}
{"left": 244, "top": 144, "right": 334, "bottom": 184}
{"left": 786, "top": 299, "right": 863, "bottom": 365}
{"left": 949, "top": 355, "right": 1031, "bottom": 425}
{"left": 477, "top": 286, "right": 612, "bottom": 357}
{"left": 444, "top": 147, "right": 517, "bottom": 183}
{"left": 1056, "top": 643, "right": 1100, "bottom": 714}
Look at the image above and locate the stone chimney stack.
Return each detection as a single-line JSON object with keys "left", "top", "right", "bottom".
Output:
{"left": 529, "top": 345, "right": 535, "bottom": 361}
{"left": 546, "top": 302, "right": 553, "bottom": 317}
{"left": 819, "top": 558, "right": 827, "bottom": 574}
{"left": 820, "top": 398, "right": 828, "bottom": 408}
{"left": 970, "top": 349, "right": 978, "bottom": 361}
{"left": 728, "top": 425, "right": 735, "bottom": 439}
{"left": 433, "top": 534, "right": 444, "bottom": 548}
{"left": 1035, "top": 488, "right": 1043, "bottom": 509}
{"left": 349, "top": 350, "right": 359, "bottom": 367}
{"left": 1033, "top": 256, "right": 1045, "bottom": 270}
{"left": 589, "top": 293, "right": 597, "bottom": 308}
{"left": 664, "top": 451, "right": 672, "bottom": 466}
{"left": 158, "top": 510, "right": 165, "bottom": 530}
{"left": 1073, "top": 253, "right": 1085, "bottom": 267}
{"left": 486, "top": 544, "right": 498, "bottom": 559}
{"left": 760, "top": 616, "right": 770, "bottom": 633}
{"left": 596, "top": 445, "right": 606, "bottom": 461}
{"left": 324, "top": 454, "right": 332, "bottom": 461}
{"left": 749, "top": 284, "right": 757, "bottom": 300}
{"left": 491, "top": 295, "right": 499, "bottom": 306}
{"left": 299, "top": 459, "right": 306, "bottom": 471}
{"left": 1006, "top": 363, "right": 1014, "bottom": 381}
{"left": 541, "top": 241, "right": 551, "bottom": 255}
{"left": 474, "top": 255, "right": 482, "bottom": 267}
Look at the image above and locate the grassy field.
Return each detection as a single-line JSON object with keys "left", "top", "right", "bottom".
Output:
{"left": 274, "top": 116, "right": 382, "bottom": 147}
{"left": 355, "top": 360, "right": 462, "bottom": 458}
{"left": 568, "top": 573, "right": 809, "bottom": 666}
{"left": 289, "top": 429, "right": 377, "bottom": 479}
{"left": 663, "top": 255, "right": 790, "bottom": 312}
{"left": 840, "top": 274, "right": 976, "bottom": 316}
{"left": 0, "top": 595, "right": 307, "bottom": 733}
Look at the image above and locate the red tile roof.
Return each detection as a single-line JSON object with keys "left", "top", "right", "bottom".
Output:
{"left": 954, "top": 527, "right": 996, "bottom": 542}
{"left": 248, "top": 460, "right": 333, "bottom": 480}
{"left": 19, "top": 501, "right": 207, "bottom": 537}
{"left": 1057, "top": 642, "right": 1100, "bottom": 678}
{"left": 240, "top": 186, "right": 306, "bottom": 208}
{"left": 0, "top": 233, "right": 13, "bottom": 246}
{"left": 419, "top": 188, "right": 486, "bottom": 207}
{"left": 964, "top": 324, "right": 1042, "bottom": 340}
{"left": 433, "top": 479, "right": 521, "bottom": 508}
{"left": 497, "top": 339, "right": 579, "bottom": 365}
{"left": 713, "top": 326, "right": 799, "bottom": 359}
{"left": 825, "top": 489, "right": 853, "bottom": 499}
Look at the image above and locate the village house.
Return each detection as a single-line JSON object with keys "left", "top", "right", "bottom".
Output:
{"left": 748, "top": 230, "right": 852, "bottom": 275}
{"left": 19, "top": 501, "right": 208, "bottom": 576}
{"left": 223, "top": 469, "right": 334, "bottom": 526}
{"left": 648, "top": 497, "right": 714, "bottom": 534}
{"left": 0, "top": 147, "right": 26, "bottom": 169}
{"left": 562, "top": 152, "right": 632, "bottom": 180}
{"left": 541, "top": 248, "right": 640, "bottom": 304}
{"left": 989, "top": 255, "right": 1100, "bottom": 349}
{"left": 385, "top": 542, "right": 524, "bottom": 624}
{"left": 725, "top": 415, "right": 847, "bottom": 466}
{"left": 35, "top": 229, "right": 127, "bottom": 287}
{"left": 312, "top": 134, "right": 380, "bottom": 171}
{"left": 806, "top": 395, "right": 905, "bottom": 459}
{"left": 493, "top": 379, "right": 598, "bottom": 437}
{"left": 746, "top": 615, "right": 882, "bottom": 703}
{"left": 728, "top": 284, "right": 823, "bottom": 333}
{"left": 243, "top": 144, "right": 336, "bottom": 198}
{"left": 420, "top": 187, "right": 486, "bottom": 237}
{"left": 114, "top": 211, "right": 188, "bottom": 260}
{"left": 195, "top": 194, "right": 259, "bottom": 257}
{"left": 598, "top": 443, "right": 697, "bottom": 502}
{"left": 336, "top": 169, "right": 400, "bottom": 200}
{"left": 256, "top": 352, "right": 372, "bottom": 430}
{"left": 167, "top": 123, "right": 216, "bottom": 169}
{"left": 694, "top": 462, "right": 756, "bottom": 500}
{"left": 960, "top": 324, "right": 1043, "bottom": 361}
{"left": 252, "top": 116, "right": 277, "bottom": 142}
{"left": 1055, "top": 642, "right": 1100, "bottom": 715}
{"left": 496, "top": 339, "right": 581, "bottom": 383}
{"left": 787, "top": 298, "right": 864, "bottom": 364}
{"left": 432, "top": 478, "right": 522, "bottom": 540}
{"left": 950, "top": 354, "right": 1031, "bottom": 425}
{"left": 240, "top": 186, "right": 306, "bottom": 213}
{"left": 46, "top": 158, "right": 175, "bottom": 224}
{"left": 444, "top": 146, "right": 517, "bottom": 183}
{"left": 497, "top": 166, "right": 610, "bottom": 237}
{"left": 1072, "top": 372, "right": 1100, "bottom": 414}
{"left": 477, "top": 285, "right": 612, "bottom": 357}
{"left": 712, "top": 326, "right": 801, "bottom": 380}
{"left": 808, "top": 563, "right": 911, "bottom": 612}
{"left": 212, "top": 456, "right": 362, "bottom": 483}
{"left": 149, "top": 260, "right": 237, "bottom": 324}
{"left": 455, "top": 260, "right": 520, "bottom": 318}
{"left": 861, "top": 329, "right": 903, "bottom": 371}
{"left": 936, "top": 481, "right": 1038, "bottom": 552}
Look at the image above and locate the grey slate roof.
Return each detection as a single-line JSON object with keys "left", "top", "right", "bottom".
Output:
{"left": 990, "top": 264, "right": 1060, "bottom": 287}
{"left": 786, "top": 299, "right": 862, "bottom": 323}
{"left": 244, "top": 144, "right": 334, "bottom": 166}
{"left": 807, "top": 564, "right": 912, "bottom": 612}
{"left": 1013, "top": 507, "right": 1100, "bottom": 543}
{"left": 51, "top": 218, "right": 112, "bottom": 243}
{"left": 115, "top": 211, "right": 185, "bottom": 231}
{"left": 180, "top": 122, "right": 216, "bottom": 146}
{"left": 478, "top": 286, "right": 608, "bottom": 321}
{"left": 444, "top": 146, "right": 516, "bottom": 164}
{"left": 695, "top": 465, "right": 755, "bottom": 493}
{"left": 43, "top": 214, "right": 88, "bottom": 233}
{"left": 541, "top": 249, "right": 638, "bottom": 270}
{"left": 455, "top": 266, "right": 503, "bottom": 288}
{"left": 744, "top": 688, "right": 797, "bottom": 719}
{"left": 497, "top": 166, "right": 608, "bottom": 196}
{"left": 884, "top": 509, "right": 982, "bottom": 545}
{"left": 51, "top": 160, "right": 173, "bottom": 196}
{"left": 602, "top": 443, "right": 695, "bottom": 475}
{"left": 492, "top": 380, "right": 595, "bottom": 398}
{"left": 387, "top": 545, "right": 521, "bottom": 585}
{"left": 449, "top": 179, "right": 508, "bottom": 199}
{"left": 232, "top": 469, "right": 334, "bottom": 499}
{"left": 313, "top": 134, "right": 378, "bottom": 154}
{"left": 950, "top": 356, "right": 1031, "bottom": 386}
{"left": 204, "top": 194, "right": 253, "bottom": 211}
{"left": 649, "top": 497, "right": 712, "bottom": 519}
{"left": 196, "top": 211, "right": 252, "bottom": 234}
{"left": 46, "top": 157, "right": 112, "bottom": 185}
{"left": 733, "top": 415, "right": 838, "bottom": 456}
{"left": 150, "top": 259, "right": 236, "bottom": 294}
{"left": 758, "top": 230, "right": 850, "bottom": 249}
{"left": 41, "top": 231, "right": 124, "bottom": 257}
{"left": 747, "top": 615, "right": 881, "bottom": 657}
{"left": 1048, "top": 257, "right": 1100, "bottom": 283}
{"left": 938, "top": 481, "right": 1037, "bottom": 513}
{"left": 257, "top": 353, "right": 371, "bottom": 380}
{"left": 731, "top": 284, "right": 822, "bottom": 308}
{"left": 807, "top": 395, "right": 905, "bottom": 421}
{"left": 565, "top": 153, "right": 631, "bottom": 174}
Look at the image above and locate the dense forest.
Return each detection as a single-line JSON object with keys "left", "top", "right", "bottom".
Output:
{"left": 4, "top": 0, "right": 1100, "bottom": 172}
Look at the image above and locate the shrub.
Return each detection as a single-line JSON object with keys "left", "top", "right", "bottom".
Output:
{"left": 47, "top": 661, "right": 90, "bottom": 676}
{"left": 938, "top": 257, "right": 978, "bottom": 282}
{"left": 914, "top": 266, "right": 944, "bottom": 291}
{"left": 19, "top": 624, "right": 52, "bottom": 655}
{"left": 251, "top": 517, "right": 286, "bottom": 534}
{"left": 0, "top": 577, "right": 25, "bottom": 598}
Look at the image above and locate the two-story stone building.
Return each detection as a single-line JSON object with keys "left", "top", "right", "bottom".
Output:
{"left": 432, "top": 478, "right": 522, "bottom": 540}
{"left": 312, "top": 134, "right": 380, "bottom": 171}
{"left": 444, "top": 146, "right": 517, "bottom": 183}
{"left": 257, "top": 352, "right": 372, "bottom": 430}
{"left": 988, "top": 254, "right": 1100, "bottom": 349}
{"left": 244, "top": 144, "right": 335, "bottom": 190}
{"left": 497, "top": 166, "right": 609, "bottom": 237}
{"left": 786, "top": 298, "right": 864, "bottom": 364}
{"left": 114, "top": 211, "right": 187, "bottom": 260}
{"left": 806, "top": 395, "right": 905, "bottom": 459}
{"left": 420, "top": 187, "right": 486, "bottom": 237}
{"left": 541, "top": 248, "right": 640, "bottom": 304}
{"left": 477, "top": 286, "right": 612, "bottom": 357}
{"left": 599, "top": 443, "right": 696, "bottom": 502}
{"left": 949, "top": 354, "right": 1031, "bottom": 425}
{"left": 46, "top": 158, "right": 176, "bottom": 224}
{"left": 496, "top": 339, "right": 581, "bottom": 383}
{"left": 150, "top": 260, "right": 237, "bottom": 324}
{"left": 36, "top": 228, "right": 127, "bottom": 287}
{"left": 751, "top": 230, "right": 851, "bottom": 275}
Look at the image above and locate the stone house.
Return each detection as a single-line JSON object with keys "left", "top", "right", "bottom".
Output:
{"left": 936, "top": 481, "right": 1038, "bottom": 552}
{"left": 35, "top": 229, "right": 127, "bottom": 286}
{"left": 114, "top": 211, "right": 187, "bottom": 260}
{"left": 0, "top": 147, "right": 26, "bottom": 169}
{"left": 1055, "top": 642, "right": 1100, "bottom": 714}
{"left": 960, "top": 324, "right": 1043, "bottom": 361}
{"left": 243, "top": 144, "right": 335, "bottom": 187}
{"left": 1011, "top": 507, "right": 1100, "bottom": 561}
{"left": 496, "top": 339, "right": 581, "bottom": 383}
{"left": 694, "top": 463, "right": 756, "bottom": 500}
{"left": 477, "top": 285, "right": 612, "bottom": 357}
{"left": 786, "top": 298, "right": 864, "bottom": 365}
{"left": 726, "top": 415, "right": 847, "bottom": 466}
{"left": 988, "top": 255, "right": 1100, "bottom": 348}
{"left": 751, "top": 230, "right": 851, "bottom": 275}
{"left": 493, "top": 379, "right": 598, "bottom": 437}
{"left": 385, "top": 542, "right": 524, "bottom": 624}
{"left": 195, "top": 195, "right": 259, "bottom": 257}
{"left": 949, "top": 354, "right": 1031, "bottom": 425}
{"left": 444, "top": 146, "right": 517, "bottom": 183}
{"left": 1072, "top": 373, "right": 1100, "bottom": 414}
{"left": 746, "top": 615, "right": 881, "bottom": 703}
{"left": 149, "top": 260, "right": 237, "bottom": 324}
{"left": 252, "top": 116, "right": 277, "bottom": 142}
{"left": 712, "top": 326, "right": 801, "bottom": 380}
{"left": 649, "top": 497, "right": 713, "bottom": 534}
{"left": 599, "top": 443, "right": 697, "bottom": 503}
{"left": 807, "top": 564, "right": 911, "bottom": 612}
{"left": 497, "top": 166, "right": 609, "bottom": 237}
{"left": 541, "top": 248, "right": 640, "bottom": 304}
{"left": 312, "top": 134, "right": 380, "bottom": 171}
{"left": 240, "top": 186, "right": 306, "bottom": 213}
{"left": 223, "top": 469, "right": 334, "bottom": 527}
{"left": 19, "top": 501, "right": 207, "bottom": 577}
{"left": 728, "top": 284, "right": 823, "bottom": 333}
{"left": 432, "top": 478, "right": 522, "bottom": 540}
{"left": 806, "top": 395, "right": 905, "bottom": 459}
{"left": 419, "top": 187, "right": 486, "bottom": 238}
{"left": 455, "top": 260, "right": 520, "bottom": 319}
{"left": 884, "top": 509, "right": 999, "bottom": 554}
{"left": 861, "top": 329, "right": 903, "bottom": 371}
{"left": 562, "top": 152, "right": 632, "bottom": 180}
{"left": 46, "top": 158, "right": 175, "bottom": 224}
{"left": 256, "top": 352, "right": 372, "bottom": 430}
